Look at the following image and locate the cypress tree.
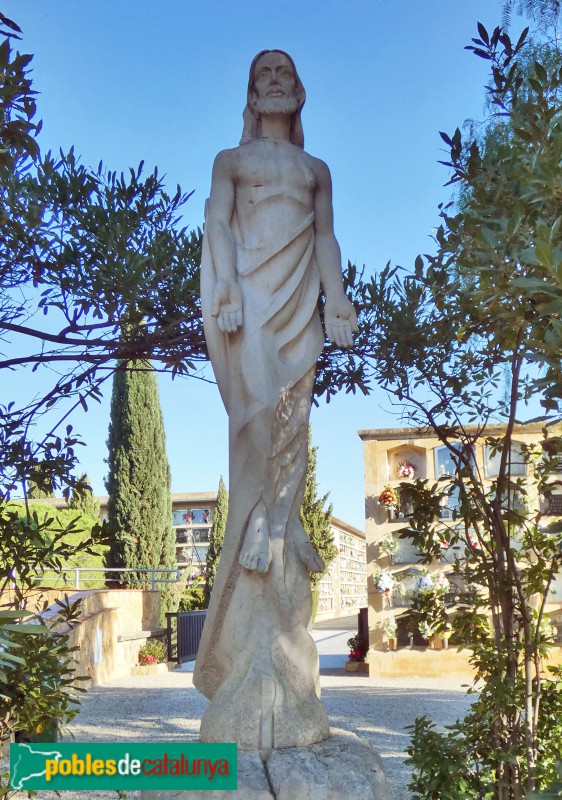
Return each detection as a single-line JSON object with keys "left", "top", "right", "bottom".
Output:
{"left": 300, "top": 428, "right": 337, "bottom": 590}
{"left": 27, "top": 473, "right": 54, "bottom": 499}
{"left": 68, "top": 473, "right": 100, "bottom": 520}
{"left": 105, "top": 361, "right": 176, "bottom": 614}
{"left": 204, "top": 475, "right": 228, "bottom": 606}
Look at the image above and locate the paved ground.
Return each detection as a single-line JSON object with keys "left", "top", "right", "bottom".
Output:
{"left": 4, "top": 615, "right": 474, "bottom": 799}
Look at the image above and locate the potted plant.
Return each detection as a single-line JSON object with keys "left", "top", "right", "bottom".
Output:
{"left": 345, "top": 634, "right": 369, "bottom": 672}
{"left": 133, "top": 640, "right": 169, "bottom": 675}
{"left": 383, "top": 616, "right": 398, "bottom": 650}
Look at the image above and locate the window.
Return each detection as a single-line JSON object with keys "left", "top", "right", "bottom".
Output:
{"left": 434, "top": 444, "right": 474, "bottom": 478}
{"left": 172, "top": 508, "right": 212, "bottom": 526}
{"left": 175, "top": 528, "right": 191, "bottom": 544}
{"left": 172, "top": 509, "right": 190, "bottom": 526}
{"left": 192, "top": 508, "right": 211, "bottom": 525}
{"left": 440, "top": 485, "right": 460, "bottom": 520}
{"left": 178, "top": 546, "right": 192, "bottom": 563}
{"left": 193, "top": 545, "right": 208, "bottom": 564}
{"left": 484, "top": 441, "right": 527, "bottom": 478}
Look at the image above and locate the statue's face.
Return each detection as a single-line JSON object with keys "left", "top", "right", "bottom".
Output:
{"left": 252, "top": 52, "right": 297, "bottom": 111}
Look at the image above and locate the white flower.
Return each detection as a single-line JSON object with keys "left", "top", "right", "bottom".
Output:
{"left": 376, "top": 571, "right": 395, "bottom": 593}
{"left": 416, "top": 574, "right": 434, "bottom": 592}
{"left": 418, "top": 621, "right": 434, "bottom": 639}
{"left": 435, "top": 573, "right": 450, "bottom": 593}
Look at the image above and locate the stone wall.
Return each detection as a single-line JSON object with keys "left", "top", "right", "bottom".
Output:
{"left": 366, "top": 644, "right": 562, "bottom": 680}
{"left": 55, "top": 589, "right": 162, "bottom": 685}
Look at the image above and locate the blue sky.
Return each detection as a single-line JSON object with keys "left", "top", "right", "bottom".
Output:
{"left": 4, "top": 0, "right": 522, "bottom": 529}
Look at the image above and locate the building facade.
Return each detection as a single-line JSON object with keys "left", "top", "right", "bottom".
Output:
{"left": 92, "top": 493, "right": 365, "bottom": 618}
{"left": 359, "top": 422, "right": 562, "bottom": 669}
{"left": 316, "top": 517, "right": 367, "bottom": 621}
{"left": 98, "top": 492, "right": 217, "bottom": 579}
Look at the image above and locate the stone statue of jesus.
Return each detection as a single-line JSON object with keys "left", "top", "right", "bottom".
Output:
{"left": 195, "top": 50, "right": 357, "bottom": 751}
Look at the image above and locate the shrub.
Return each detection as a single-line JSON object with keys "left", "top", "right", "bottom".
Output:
{"left": 138, "top": 640, "right": 167, "bottom": 665}
{"left": 178, "top": 578, "right": 206, "bottom": 611}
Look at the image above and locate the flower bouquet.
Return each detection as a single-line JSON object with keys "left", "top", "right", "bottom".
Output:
{"left": 383, "top": 615, "right": 398, "bottom": 640}
{"left": 378, "top": 485, "right": 399, "bottom": 509}
{"left": 397, "top": 461, "right": 416, "bottom": 479}
{"left": 375, "top": 571, "right": 395, "bottom": 601}
{"left": 379, "top": 533, "right": 399, "bottom": 558}
{"left": 415, "top": 573, "right": 435, "bottom": 593}
{"left": 434, "top": 573, "right": 450, "bottom": 595}
{"left": 347, "top": 634, "right": 368, "bottom": 662}
{"left": 418, "top": 620, "right": 435, "bottom": 641}
{"left": 375, "top": 571, "right": 395, "bottom": 594}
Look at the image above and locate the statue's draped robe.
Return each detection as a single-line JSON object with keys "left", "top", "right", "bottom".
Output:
{"left": 195, "top": 194, "right": 331, "bottom": 749}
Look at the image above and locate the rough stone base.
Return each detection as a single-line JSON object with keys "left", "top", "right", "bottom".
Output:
{"left": 140, "top": 728, "right": 388, "bottom": 800}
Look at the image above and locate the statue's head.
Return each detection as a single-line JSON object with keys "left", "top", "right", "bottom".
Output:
{"left": 241, "top": 50, "right": 306, "bottom": 148}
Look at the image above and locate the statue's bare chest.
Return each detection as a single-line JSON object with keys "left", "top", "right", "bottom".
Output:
{"left": 233, "top": 141, "right": 316, "bottom": 205}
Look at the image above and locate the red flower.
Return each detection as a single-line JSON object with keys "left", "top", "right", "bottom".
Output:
{"left": 349, "top": 649, "right": 364, "bottom": 661}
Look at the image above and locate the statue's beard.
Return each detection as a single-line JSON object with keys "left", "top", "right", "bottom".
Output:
{"left": 255, "top": 95, "right": 299, "bottom": 117}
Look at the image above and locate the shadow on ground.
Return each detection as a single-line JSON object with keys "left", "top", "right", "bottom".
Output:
{"left": 70, "top": 674, "right": 473, "bottom": 800}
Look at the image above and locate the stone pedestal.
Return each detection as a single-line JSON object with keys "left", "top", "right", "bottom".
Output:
{"left": 140, "top": 728, "right": 388, "bottom": 800}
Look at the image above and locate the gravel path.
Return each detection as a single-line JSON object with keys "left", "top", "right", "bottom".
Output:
{"left": 4, "top": 668, "right": 473, "bottom": 800}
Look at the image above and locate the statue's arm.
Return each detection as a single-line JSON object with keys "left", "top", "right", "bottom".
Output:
{"left": 206, "top": 151, "right": 243, "bottom": 333}
{"left": 313, "top": 159, "right": 358, "bottom": 349}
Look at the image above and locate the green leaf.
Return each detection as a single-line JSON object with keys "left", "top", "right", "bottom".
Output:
{"left": 520, "top": 247, "right": 541, "bottom": 266}
{"left": 0, "top": 609, "right": 34, "bottom": 621}
{"left": 512, "top": 277, "right": 549, "bottom": 293}
{"left": 0, "top": 651, "right": 26, "bottom": 665}
{"left": 477, "top": 22, "right": 489, "bottom": 45}
{"left": 480, "top": 228, "right": 498, "bottom": 248}
{"left": 1, "top": 622, "right": 48, "bottom": 634}
{"left": 536, "top": 242, "right": 553, "bottom": 268}
{"left": 535, "top": 60, "right": 548, "bottom": 82}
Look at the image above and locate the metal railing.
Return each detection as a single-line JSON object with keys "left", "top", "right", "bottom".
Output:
{"left": 29, "top": 567, "right": 181, "bottom": 591}
{"left": 166, "top": 610, "right": 207, "bottom": 663}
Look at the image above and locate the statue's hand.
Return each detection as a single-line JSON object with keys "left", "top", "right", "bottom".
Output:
{"left": 324, "top": 295, "right": 358, "bottom": 349}
{"left": 211, "top": 280, "right": 243, "bottom": 333}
